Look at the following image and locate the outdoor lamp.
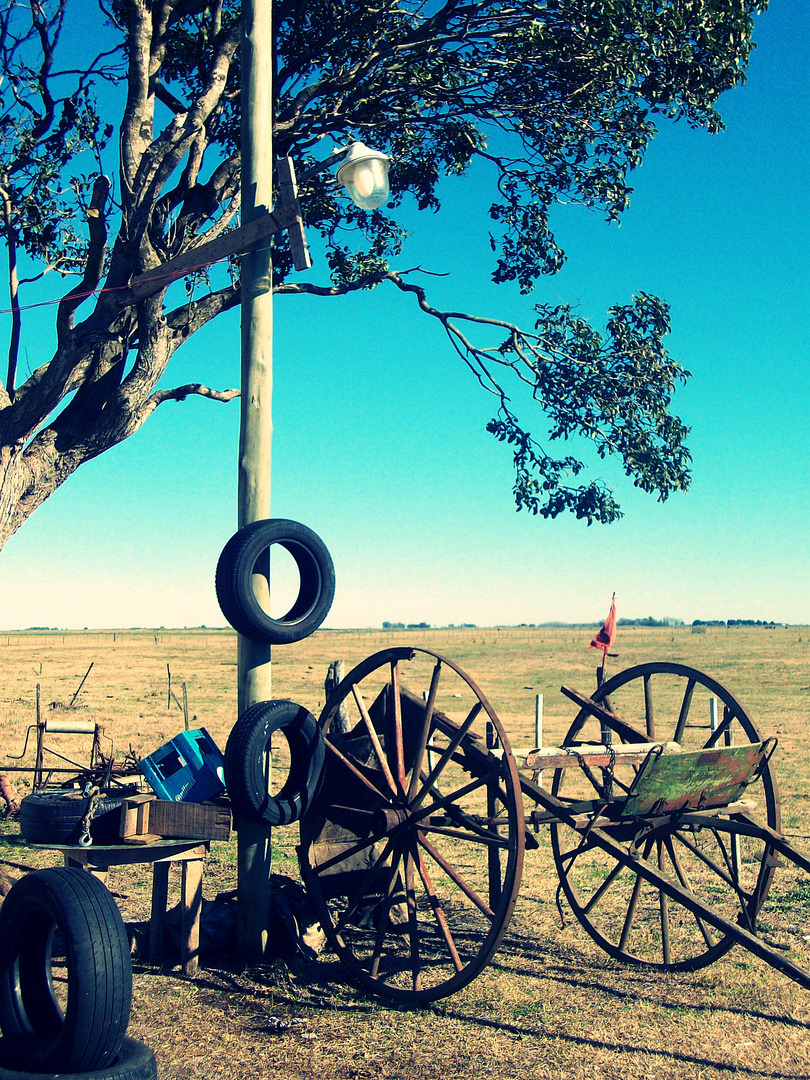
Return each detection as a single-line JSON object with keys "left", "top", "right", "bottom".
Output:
{"left": 336, "top": 142, "right": 391, "bottom": 210}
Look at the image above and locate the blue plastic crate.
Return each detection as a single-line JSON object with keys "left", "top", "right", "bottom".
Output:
{"left": 140, "top": 728, "right": 225, "bottom": 803}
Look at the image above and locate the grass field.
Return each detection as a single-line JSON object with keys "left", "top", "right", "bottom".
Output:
{"left": 0, "top": 625, "right": 808, "bottom": 1080}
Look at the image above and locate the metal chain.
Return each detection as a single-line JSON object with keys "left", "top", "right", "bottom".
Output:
{"left": 564, "top": 743, "right": 616, "bottom": 801}
{"left": 78, "top": 784, "right": 102, "bottom": 847}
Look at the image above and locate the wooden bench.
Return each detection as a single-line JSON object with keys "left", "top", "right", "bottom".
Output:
{"left": 40, "top": 840, "right": 209, "bottom": 977}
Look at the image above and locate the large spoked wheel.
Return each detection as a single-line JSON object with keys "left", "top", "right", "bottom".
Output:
{"left": 549, "top": 662, "right": 780, "bottom": 971}
{"left": 299, "top": 647, "right": 525, "bottom": 1004}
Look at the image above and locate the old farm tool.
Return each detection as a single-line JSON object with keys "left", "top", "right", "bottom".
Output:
{"left": 299, "top": 649, "right": 810, "bottom": 1004}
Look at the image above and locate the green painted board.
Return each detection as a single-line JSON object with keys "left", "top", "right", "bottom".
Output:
{"left": 620, "top": 741, "right": 772, "bottom": 818}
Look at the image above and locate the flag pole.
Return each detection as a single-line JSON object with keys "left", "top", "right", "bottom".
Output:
{"left": 592, "top": 592, "right": 617, "bottom": 688}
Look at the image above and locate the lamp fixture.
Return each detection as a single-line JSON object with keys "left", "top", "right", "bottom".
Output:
{"left": 335, "top": 141, "right": 392, "bottom": 210}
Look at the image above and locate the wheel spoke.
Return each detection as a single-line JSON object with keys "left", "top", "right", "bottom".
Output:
{"left": 582, "top": 858, "right": 626, "bottom": 916}
{"left": 618, "top": 836, "right": 654, "bottom": 950}
{"left": 414, "top": 774, "right": 490, "bottom": 822}
{"left": 404, "top": 848, "right": 421, "bottom": 992}
{"left": 643, "top": 674, "right": 655, "bottom": 739}
{"left": 658, "top": 840, "right": 671, "bottom": 966}
{"left": 419, "top": 775, "right": 512, "bottom": 848}
{"left": 663, "top": 836, "right": 716, "bottom": 949}
{"left": 408, "top": 661, "right": 442, "bottom": 801}
{"left": 704, "top": 706, "right": 733, "bottom": 749}
{"left": 351, "top": 683, "right": 399, "bottom": 798}
{"left": 335, "top": 841, "right": 400, "bottom": 939}
{"left": 411, "top": 702, "right": 483, "bottom": 811}
{"left": 671, "top": 828, "right": 757, "bottom": 919}
{"left": 420, "top": 824, "right": 511, "bottom": 849}
{"left": 310, "top": 830, "right": 386, "bottom": 876}
{"left": 324, "top": 738, "right": 389, "bottom": 803}
{"left": 557, "top": 832, "right": 603, "bottom": 863}
{"left": 415, "top": 847, "right": 463, "bottom": 973}
{"left": 673, "top": 679, "right": 696, "bottom": 744}
{"left": 369, "top": 849, "right": 406, "bottom": 977}
{"left": 390, "top": 661, "right": 407, "bottom": 794}
{"left": 418, "top": 832, "right": 494, "bottom": 918}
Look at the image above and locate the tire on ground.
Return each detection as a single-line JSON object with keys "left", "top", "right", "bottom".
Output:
{"left": 225, "top": 699, "right": 325, "bottom": 826}
{"left": 19, "top": 787, "right": 137, "bottom": 846}
{"left": 0, "top": 1038, "right": 156, "bottom": 1080}
{"left": 215, "top": 519, "right": 335, "bottom": 645}
{"left": 0, "top": 869, "right": 132, "bottom": 1073}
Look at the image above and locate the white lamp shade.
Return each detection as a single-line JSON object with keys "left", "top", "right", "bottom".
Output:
{"left": 336, "top": 142, "right": 391, "bottom": 210}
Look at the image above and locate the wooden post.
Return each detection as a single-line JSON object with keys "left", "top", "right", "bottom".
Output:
{"left": 69, "top": 662, "right": 94, "bottom": 708}
{"left": 236, "top": 0, "right": 274, "bottom": 962}
{"left": 325, "top": 660, "right": 349, "bottom": 734}
{"left": 534, "top": 693, "right": 544, "bottom": 787}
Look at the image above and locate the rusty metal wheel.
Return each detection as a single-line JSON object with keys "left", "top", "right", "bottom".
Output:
{"left": 299, "top": 647, "right": 525, "bottom": 1003}
{"left": 550, "top": 662, "right": 780, "bottom": 971}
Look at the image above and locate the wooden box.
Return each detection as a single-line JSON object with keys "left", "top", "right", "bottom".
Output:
{"left": 120, "top": 793, "right": 232, "bottom": 843}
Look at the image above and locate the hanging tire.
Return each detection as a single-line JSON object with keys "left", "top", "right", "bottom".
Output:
{"left": 19, "top": 787, "right": 139, "bottom": 846}
{"left": 215, "top": 519, "right": 335, "bottom": 645}
{"left": 0, "top": 869, "right": 132, "bottom": 1073}
{"left": 225, "top": 700, "right": 325, "bottom": 826}
{"left": 0, "top": 1038, "right": 156, "bottom": 1080}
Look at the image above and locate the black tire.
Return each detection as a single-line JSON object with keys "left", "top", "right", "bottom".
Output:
{"left": 19, "top": 787, "right": 137, "bottom": 846}
{"left": 0, "top": 1038, "right": 156, "bottom": 1080}
{"left": 0, "top": 869, "right": 132, "bottom": 1073}
{"left": 215, "top": 519, "right": 335, "bottom": 645}
{"left": 225, "top": 700, "right": 325, "bottom": 826}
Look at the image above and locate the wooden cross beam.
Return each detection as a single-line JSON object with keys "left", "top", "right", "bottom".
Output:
{"left": 128, "top": 157, "right": 311, "bottom": 303}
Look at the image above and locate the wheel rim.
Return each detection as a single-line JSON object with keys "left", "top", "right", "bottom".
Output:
{"left": 299, "top": 647, "right": 525, "bottom": 1003}
{"left": 550, "top": 662, "right": 780, "bottom": 971}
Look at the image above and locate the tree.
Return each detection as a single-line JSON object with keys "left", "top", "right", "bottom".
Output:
{"left": 0, "top": 0, "right": 767, "bottom": 546}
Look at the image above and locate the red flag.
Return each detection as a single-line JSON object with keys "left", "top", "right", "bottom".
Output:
{"left": 589, "top": 595, "right": 617, "bottom": 653}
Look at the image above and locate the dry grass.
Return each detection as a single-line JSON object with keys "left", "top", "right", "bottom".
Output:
{"left": 0, "top": 626, "right": 809, "bottom": 1079}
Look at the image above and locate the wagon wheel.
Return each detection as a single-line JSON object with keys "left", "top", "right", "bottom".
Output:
{"left": 299, "top": 647, "right": 525, "bottom": 1004}
{"left": 549, "top": 662, "right": 780, "bottom": 971}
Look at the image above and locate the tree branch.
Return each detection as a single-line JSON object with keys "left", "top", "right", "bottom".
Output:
{"left": 145, "top": 381, "right": 239, "bottom": 411}
{"left": 0, "top": 183, "right": 21, "bottom": 402}
{"left": 56, "top": 175, "right": 111, "bottom": 341}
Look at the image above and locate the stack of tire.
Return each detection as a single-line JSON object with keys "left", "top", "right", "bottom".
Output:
{"left": 0, "top": 869, "right": 155, "bottom": 1080}
{"left": 216, "top": 519, "right": 332, "bottom": 826}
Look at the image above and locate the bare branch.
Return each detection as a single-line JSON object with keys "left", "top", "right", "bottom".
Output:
{"left": 0, "top": 183, "right": 21, "bottom": 401}
{"left": 56, "top": 175, "right": 112, "bottom": 340}
{"left": 145, "top": 381, "right": 239, "bottom": 410}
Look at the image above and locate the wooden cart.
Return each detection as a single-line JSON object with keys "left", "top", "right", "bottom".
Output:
{"left": 298, "top": 648, "right": 810, "bottom": 1004}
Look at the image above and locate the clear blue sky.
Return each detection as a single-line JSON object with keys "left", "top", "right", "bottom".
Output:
{"left": 1, "top": 1, "right": 808, "bottom": 630}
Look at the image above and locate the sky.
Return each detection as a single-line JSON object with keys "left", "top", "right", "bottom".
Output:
{"left": 0, "top": 1, "right": 808, "bottom": 631}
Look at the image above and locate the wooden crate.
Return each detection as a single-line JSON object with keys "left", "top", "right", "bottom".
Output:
{"left": 120, "top": 794, "right": 232, "bottom": 843}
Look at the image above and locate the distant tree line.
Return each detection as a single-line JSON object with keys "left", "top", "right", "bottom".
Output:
{"left": 617, "top": 617, "right": 685, "bottom": 628}
{"left": 381, "top": 618, "right": 783, "bottom": 631}
{"left": 693, "top": 619, "right": 780, "bottom": 628}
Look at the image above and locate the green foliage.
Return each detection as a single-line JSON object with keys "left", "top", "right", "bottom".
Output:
{"left": 152, "top": 0, "right": 759, "bottom": 521}
{"left": 0, "top": 9, "right": 115, "bottom": 274}
{"left": 0, "top": 0, "right": 769, "bottom": 533}
{"left": 485, "top": 293, "right": 690, "bottom": 521}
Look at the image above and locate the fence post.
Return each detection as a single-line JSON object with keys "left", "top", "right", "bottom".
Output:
{"left": 325, "top": 661, "right": 349, "bottom": 734}
{"left": 710, "top": 697, "right": 719, "bottom": 735}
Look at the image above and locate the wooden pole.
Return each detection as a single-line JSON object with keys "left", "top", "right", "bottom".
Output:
{"left": 236, "top": 0, "right": 274, "bottom": 962}
{"left": 325, "top": 660, "right": 349, "bottom": 734}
